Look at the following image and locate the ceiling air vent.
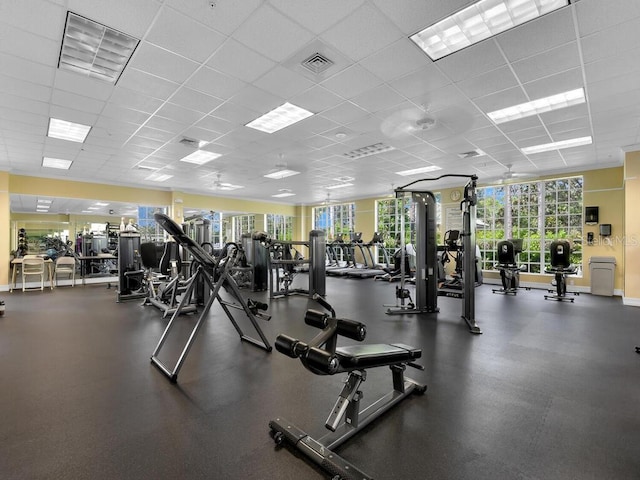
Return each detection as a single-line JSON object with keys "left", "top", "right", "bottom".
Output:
{"left": 179, "top": 137, "right": 200, "bottom": 148}
{"left": 343, "top": 143, "right": 395, "bottom": 160}
{"left": 301, "top": 52, "right": 334, "bottom": 75}
{"left": 457, "top": 149, "right": 486, "bottom": 159}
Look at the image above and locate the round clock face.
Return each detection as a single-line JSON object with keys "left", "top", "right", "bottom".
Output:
{"left": 450, "top": 190, "right": 461, "bottom": 201}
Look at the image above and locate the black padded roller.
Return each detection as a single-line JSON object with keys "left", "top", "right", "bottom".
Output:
{"left": 305, "top": 347, "right": 339, "bottom": 374}
{"left": 304, "top": 309, "right": 328, "bottom": 329}
{"left": 337, "top": 319, "right": 367, "bottom": 341}
{"left": 275, "top": 334, "right": 302, "bottom": 358}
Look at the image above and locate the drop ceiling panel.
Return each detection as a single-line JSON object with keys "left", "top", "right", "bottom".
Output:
{"left": 522, "top": 68, "right": 584, "bottom": 100}
{"left": 186, "top": 66, "right": 247, "bottom": 99}
{"left": 497, "top": 7, "right": 575, "bottom": 62}
{"left": 117, "top": 69, "right": 180, "bottom": 100}
{"left": 0, "top": 75, "right": 52, "bottom": 103}
{"left": 360, "top": 39, "right": 426, "bottom": 82}
{"left": 322, "top": 4, "right": 404, "bottom": 62}
{"left": 372, "top": 0, "right": 471, "bottom": 36}
{"left": 51, "top": 90, "right": 105, "bottom": 115}
{"left": 195, "top": 115, "right": 234, "bottom": 135}
{"left": 580, "top": 17, "right": 640, "bottom": 63}
{"left": 576, "top": 0, "right": 640, "bottom": 36}
{"left": 67, "top": 0, "right": 159, "bottom": 38}
{"left": 48, "top": 106, "right": 98, "bottom": 127}
{"left": 168, "top": 88, "right": 223, "bottom": 115}
{"left": 389, "top": 65, "right": 451, "bottom": 99}
{"left": 511, "top": 42, "right": 580, "bottom": 84}
{"left": 253, "top": 66, "right": 316, "bottom": 99}
{"left": 229, "top": 86, "right": 282, "bottom": 115}
{"left": 0, "top": 94, "right": 49, "bottom": 117}
{"left": 321, "top": 65, "right": 383, "bottom": 100}
{"left": 350, "top": 85, "right": 405, "bottom": 113}
{"left": 129, "top": 42, "right": 199, "bottom": 84}
{"left": 437, "top": 39, "right": 507, "bottom": 83}
{"left": 456, "top": 66, "right": 519, "bottom": 99}
{"left": 0, "top": 24, "right": 61, "bottom": 68}
{"left": 233, "top": 4, "right": 315, "bottom": 63}
{"left": 270, "top": 0, "right": 365, "bottom": 35}
{"left": 206, "top": 39, "right": 276, "bottom": 84}
{"left": 210, "top": 102, "right": 262, "bottom": 126}
{"left": 109, "top": 88, "right": 163, "bottom": 114}
{"left": 290, "top": 86, "right": 344, "bottom": 114}
{"left": 145, "top": 8, "right": 226, "bottom": 63}
{"left": 0, "top": 53, "right": 56, "bottom": 87}
{"left": 166, "top": 0, "right": 262, "bottom": 36}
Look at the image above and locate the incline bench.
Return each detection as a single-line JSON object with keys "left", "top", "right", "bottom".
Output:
{"left": 269, "top": 295, "right": 426, "bottom": 480}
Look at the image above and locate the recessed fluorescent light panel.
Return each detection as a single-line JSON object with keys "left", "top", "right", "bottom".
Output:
{"left": 42, "top": 157, "right": 73, "bottom": 170}
{"left": 37, "top": 199, "right": 53, "bottom": 204}
{"left": 180, "top": 151, "right": 222, "bottom": 165}
{"left": 264, "top": 168, "right": 300, "bottom": 179}
{"left": 59, "top": 12, "right": 140, "bottom": 83}
{"left": 410, "top": 0, "right": 569, "bottom": 61}
{"left": 94, "top": 202, "right": 109, "bottom": 206}
{"left": 218, "top": 183, "right": 244, "bottom": 191}
{"left": 146, "top": 172, "right": 173, "bottom": 182}
{"left": 396, "top": 165, "right": 443, "bottom": 176}
{"left": 48, "top": 118, "right": 91, "bottom": 143}
{"left": 343, "top": 143, "right": 394, "bottom": 159}
{"left": 326, "top": 183, "right": 354, "bottom": 190}
{"left": 488, "top": 88, "right": 585, "bottom": 124}
{"left": 245, "top": 102, "right": 313, "bottom": 133}
{"left": 272, "top": 192, "right": 296, "bottom": 198}
{"left": 521, "top": 136, "right": 592, "bottom": 154}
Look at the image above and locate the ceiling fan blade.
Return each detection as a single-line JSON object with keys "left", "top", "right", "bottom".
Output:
{"left": 380, "top": 108, "right": 427, "bottom": 138}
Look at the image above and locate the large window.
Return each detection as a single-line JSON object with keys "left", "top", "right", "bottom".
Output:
{"left": 266, "top": 214, "right": 293, "bottom": 241}
{"left": 137, "top": 206, "right": 167, "bottom": 242}
{"left": 232, "top": 214, "right": 255, "bottom": 242}
{"left": 476, "top": 176, "right": 583, "bottom": 273}
{"left": 376, "top": 193, "right": 442, "bottom": 248}
{"left": 312, "top": 203, "right": 355, "bottom": 241}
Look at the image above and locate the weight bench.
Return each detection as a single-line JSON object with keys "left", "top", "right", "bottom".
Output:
{"left": 269, "top": 295, "right": 426, "bottom": 480}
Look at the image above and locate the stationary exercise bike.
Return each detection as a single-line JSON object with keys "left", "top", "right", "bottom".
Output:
{"left": 492, "top": 239, "right": 529, "bottom": 295}
{"left": 269, "top": 295, "right": 426, "bottom": 480}
{"left": 544, "top": 239, "right": 578, "bottom": 302}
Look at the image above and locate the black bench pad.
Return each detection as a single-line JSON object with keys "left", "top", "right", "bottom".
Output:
{"left": 335, "top": 343, "right": 421, "bottom": 370}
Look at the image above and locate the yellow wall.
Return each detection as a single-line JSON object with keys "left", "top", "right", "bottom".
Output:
{"left": 0, "top": 173, "right": 10, "bottom": 285}
{"left": 624, "top": 152, "right": 640, "bottom": 304}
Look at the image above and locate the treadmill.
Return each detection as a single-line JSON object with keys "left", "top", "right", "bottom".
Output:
{"left": 346, "top": 233, "right": 390, "bottom": 279}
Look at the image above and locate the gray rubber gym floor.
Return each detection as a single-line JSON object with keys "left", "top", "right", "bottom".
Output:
{"left": 1, "top": 278, "right": 638, "bottom": 480}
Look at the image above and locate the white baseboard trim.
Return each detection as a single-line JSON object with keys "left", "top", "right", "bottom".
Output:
{"left": 622, "top": 297, "right": 640, "bottom": 307}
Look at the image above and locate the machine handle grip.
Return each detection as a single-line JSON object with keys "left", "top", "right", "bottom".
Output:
{"left": 336, "top": 319, "right": 367, "bottom": 342}
{"left": 304, "top": 309, "right": 328, "bottom": 329}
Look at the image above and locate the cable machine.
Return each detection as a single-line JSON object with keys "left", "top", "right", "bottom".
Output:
{"left": 386, "top": 174, "right": 482, "bottom": 334}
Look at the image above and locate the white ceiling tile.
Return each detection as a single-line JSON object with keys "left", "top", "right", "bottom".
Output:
{"left": 117, "top": 69, "right": 179, "bottom": 100}
{"left": 456, "top": 66, "right": 519, "bottom": 99}
{"left": 321, "top": 102, "right": 369, "bottom": 126}
{"left": 48, "top": 106, "right": 98, "bottom": 127}
{"left": 511, "top": 42, "right": 580, "bottom": 84}
{"left": 146, "top": 8, "right": 226, "bottom": 63}
{"left": 0, "top": 53, "right": 56, "bottom": 87}
{"left": 195, "top": 115, "right": 234, "bottom": 135}
{"left": 0, "top": 74, "right": 51, "bottom": 103}
{"left": 497, "top": 7, "right": 575, "bottom": 62}
{"left": 110, "top": 87, "right": 163, "bottom": 114}
{"left": 321, "top": 65, "right": 382, "bottom": 100}
{"left": 67, "top": 0, "right": 160, "bottom": 38}
{"left": 522, "top": 68, "right": 583, "bottom": 100}
{"left": 294, "top": 115, "right": 340, "bottom": 135}
{"left": 580, "top": 17, "right": 640, "bottom": 64}
{"left": 155, "top": 103, "right": 205, "bottom": 125}
{"left": 437, "top": 39, "right": 507, "bottom": 83}
{"left": 51, "top": 90, "right": 105, "bottom": 115}
{"left": 389, "top": 64, "right": 451, "bottom": 99}
{"left": 546, "top": 117, "right": 591, "bottom": 136}
{"left": 129, "top": 42, "right": 199, "bottom": 84}
{"left": 207, "top": 39, "right": 276, "bottom": 83}
{"left": 539, "top": 103, "right": 589, "bottom": 124}
{"left": 186, "top": 66, "right": 246, "bottom": 99}
{"left": 351, "top": 85, "right": 405, "bottom": 113}
{"left": 322, "top": 3, "right": 404, "bottom": 62}
{"left": 0, "top": 0, "right": 66, "bottom": 40}
{"left": 0, "top": 93, "right": 49, "bottom": 117}
{"left": 576, "top": 0, "right": 640, "bottom": 36}
{"left": 0, "top": 24, "right": 60, "bottom": 68}
{"left": 144, "top": 116, "right": 188, "bottom": 134}
{"left": 270, "top": 0, "right": 365, "bottom": 35}
{"left": 360, "top": 39, "right": 426, "bottom": 82}
{"left": 229, "top": 86, "right": 282, "bottom": 115}
{"left": 499, "top": 116, "right": 544, "bottom": 134}
{"left": 253, "top": 66, "right": 316, "bottom": 99}
{"left": 211, "top": 102, "right": 262, "bottom": 126}
{"left": 290, "top": 86, "right": 344, "bottom": 114}
{"left": 168, "top": 87, "right": 223, "bottom": 115}
{"left": 233, "top": 4, "right": 315, "bottom": 63}
{"left": 166, "top": 0, "right": 262, "bottom": 36}
{"left": 507, "top": 126, "right": 550, "bottom": 143}
{"left": 54, "top": 70, "right": 115, "bottom": 101}
{"left": 135, "top": 126, "right": 176, "bottom": 143}
{"left": 372, "top": 0, "right": 471, "bottom": 35}
{"left": 473, "top": 87, "right": 529, "bottom": 114}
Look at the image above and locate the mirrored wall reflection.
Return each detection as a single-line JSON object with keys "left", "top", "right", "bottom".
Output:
{"left": 10, "top": 194, "right": 168, "bottom": 257}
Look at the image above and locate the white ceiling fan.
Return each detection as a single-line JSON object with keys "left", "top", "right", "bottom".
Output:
{"left": 493, "top": 164, "right": 535, "bottom": 184}
{"left": 380, "top": 103, "right": 474, "bottom": 139}
{"left": 211, "top": 173, "right": 243, "bottom": 191}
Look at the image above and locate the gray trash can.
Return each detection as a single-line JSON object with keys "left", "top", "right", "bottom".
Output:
{"left": 589, "top": 256, "right": 616, "bottom": 296}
